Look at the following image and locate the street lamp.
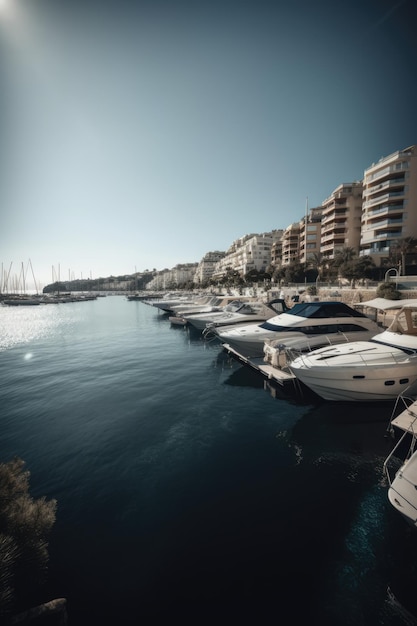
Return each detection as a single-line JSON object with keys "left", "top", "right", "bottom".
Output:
{"left": 385, "top": 267, "right": 399, "bottom": 290}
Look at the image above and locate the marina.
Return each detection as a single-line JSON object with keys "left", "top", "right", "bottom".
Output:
{"left": 1, "top": 295, "right": 417, "bottom": 625}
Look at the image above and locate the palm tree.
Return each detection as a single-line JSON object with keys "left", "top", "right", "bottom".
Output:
{"left": 333, "top": 246, "right": 357, "bottom": 266}
{"left": 390, "top": 237, "right": 417, "bottom": 275}
{"left": 307, "top": 252, "right": 324, "bottom": 282}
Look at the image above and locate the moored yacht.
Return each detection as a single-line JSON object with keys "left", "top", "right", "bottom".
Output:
{"left": 186, "top": 299, "right": 288, "bottom": 332}
{"left": 289, "top": 304, "right": 417, "bottom": 402}
{"left": 212, "top": 301, "right": 380, "bottom": 358}
{"left": 171, "top": 295, "right": 249, "bottom": 317}
{"left": 150, "top": 293, "right": 207, "bottom": 313}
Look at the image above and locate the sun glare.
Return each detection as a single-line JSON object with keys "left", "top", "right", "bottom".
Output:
{"left": 0, "top": 0, "right": 13, "bottom": 19}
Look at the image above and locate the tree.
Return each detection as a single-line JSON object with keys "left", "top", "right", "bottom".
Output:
{"left": 390, "top": 237, "right": 417, "bottom": 275}
{"left": 282, "top": 260, "right": 305, "bottom": 283}
{"left": 339, "top": 257, "right": 376, "bottom": 283}
{"left": 0, "top": 458, "right": 56, "bottom": 619}
{"left": 244, "top": 269, "right": 260, "bottom": 283}
{"left": 305, "top": 252, "right": 329, "bottom": 282}
{"left": 333, "top": 247, "right": 357, "bottom": 267}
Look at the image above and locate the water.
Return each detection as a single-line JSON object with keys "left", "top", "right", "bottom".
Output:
{"left": 1, "top": 296, "right": 417, "bottom": 625}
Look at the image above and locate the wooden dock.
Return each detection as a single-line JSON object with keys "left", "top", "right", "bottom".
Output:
{"left": 222, "top": 343, "right": 298, "bottom": 387}
{"left": 390, "top": 398, "right": 417, "bottom": 435}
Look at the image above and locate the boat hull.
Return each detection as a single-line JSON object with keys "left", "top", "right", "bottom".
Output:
{"left": 290, "top": 357, "right": 417, "bottom": 401}
{"left": 388, "top": 451, "right": 417, "bottom": 527}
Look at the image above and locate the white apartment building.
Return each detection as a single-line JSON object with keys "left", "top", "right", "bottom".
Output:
{"left": 146, "top": 263, "right": 198, "bottom": 289}
{"left": 193, "top": 251, "right": 225, "bottom": 284}
{"left": 320, "top": 182, "right": 363, "bottom": 262}
{"left": 360, "top": 145, "right": 417, "bottom": 268}
{"left": 212, "top": 231, "right": 283, "bottom": 280}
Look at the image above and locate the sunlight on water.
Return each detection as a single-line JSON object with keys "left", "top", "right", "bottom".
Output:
{"left": 0, "top": 303, "right": 82, "bottom": 350}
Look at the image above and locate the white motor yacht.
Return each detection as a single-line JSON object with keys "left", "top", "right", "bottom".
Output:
{"left": 289, "top": 304, "right": 417, "bottom": 402}
{"left": 183, "top": 299, "right": 288, "bottom": 332}
{"left": 150, "top": 293, "right": 201, "bottom": 313}
{"left": 171, "top": 295, "right": 249, "bottom": 317}
{"left": 212, "top": 301, "right": 380, "bottom": 358}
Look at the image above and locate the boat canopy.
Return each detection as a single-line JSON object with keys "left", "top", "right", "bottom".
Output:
{"left": 282, "top": 301, "right": 371, "bottom": 319}
{"left": 357, "top": 298, "right": 417, "bottom": 311}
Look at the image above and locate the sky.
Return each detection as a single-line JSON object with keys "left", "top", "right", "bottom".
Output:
{"left": 1, "top": 0, "right": 416, "bottom": 290}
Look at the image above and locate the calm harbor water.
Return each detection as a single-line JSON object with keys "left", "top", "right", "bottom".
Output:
{"left": 1, "top": 295, "right": 417, "bottom": 625}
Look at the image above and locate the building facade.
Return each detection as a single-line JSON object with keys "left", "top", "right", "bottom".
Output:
{"left": 281, "top": 222, "right": 301, "bottom": 266}
{"left": 212, "top": 231, "right": 283, "bottom": 280}
{"left": 193, "top": 251, "right": 225, "bottom": 284}
{"left": 146, "top": 263, "right": 198, "bottom": 289}
{"left": 360, "top": 145, "right": 417, "bottom": 269}
{"left": 320, "top": 182, "right": 363, "bottom": 262}
{"left": 299, "top": 206, "right": 322, "bottom": 265}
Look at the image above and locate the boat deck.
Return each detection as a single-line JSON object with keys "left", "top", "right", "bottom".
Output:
{"left": 222, "top": 343, "right": 297, "bottom": 387}
{"left": 391, "top": 399, "right": 417, "bottom": 434}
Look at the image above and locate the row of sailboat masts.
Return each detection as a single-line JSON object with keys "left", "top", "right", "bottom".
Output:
{"left": 52, "top": 265, "right": 94, "bottom": 286}
{"left": 0, "top": 260, "right": 40, "bottom": 295}
{"left": 52, "top": 264, "right": 75, "bottom": 285}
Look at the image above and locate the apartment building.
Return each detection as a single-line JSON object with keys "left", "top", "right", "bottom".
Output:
{"left": 270, "top": 238, "right": 283, "bottom": 268}
{"left": 320, "top": 182, "right": 363, "bottom": 262}
{"left": 299, "top": 206, "right": 322, "bottom": 264}
{"left": 146, "top": 263, "right": 198, "bottom": 289}
{"left": 212, "top": 231, "right": 283, "bottom": 280}
{"left": 281, "top": 222, "right": 301, "bottom": 266}
{"left": 360, "top": 145, "right": 417, "bottom": 269}
{"left": 193, "top": 251, "right": 225, "bottom": 284}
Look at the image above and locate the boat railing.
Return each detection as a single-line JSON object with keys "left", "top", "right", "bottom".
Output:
{"left": 263, "top": 333, "right": 352, "bottom": 370}
{"left": 383, "top": 429, "right": 414, "bottom": 487}
{"left": 202, "top": 323, "right": 223, "bottom": 342}
{"left": 384, "top": 392, "right": 417, "bottom": 486}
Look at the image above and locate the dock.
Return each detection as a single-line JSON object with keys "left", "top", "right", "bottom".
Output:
{"left": 222, "top": 343, "right": 297, "bottom": 387}
{"left": 390, "top": 398, "right": 417, "bottom": 435}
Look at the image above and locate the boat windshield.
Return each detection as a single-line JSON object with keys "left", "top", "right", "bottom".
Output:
{"left": 258, "top": 322, "right": 373, "bottom": 334}
{"left": 285, "top": 302, "right": 368, "bottom": 318}
{"left": 235, "top": 303, "right": 262, "bottom": 314}
{"left": 223, "top": 301, "right": 243, "bottom": 311}
{"left": 369, "top": 337, "right": 417, "bottom": 355}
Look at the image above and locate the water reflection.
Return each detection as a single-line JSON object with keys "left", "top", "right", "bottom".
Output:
{"left": 0, "top": 303, "right": 81, "bottom": 351}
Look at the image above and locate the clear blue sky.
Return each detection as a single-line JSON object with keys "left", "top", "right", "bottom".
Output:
{"left": 1, "top": 0, "right": 416, "bottom": 289}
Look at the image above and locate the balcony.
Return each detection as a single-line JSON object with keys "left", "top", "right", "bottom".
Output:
{"left": 371, "top": 218, "right": 403, "bottom": 230}
{"left": 375, "top": 230, "right": 402, "bottom": 240}
{"left": 364, "top": 203, "right": 404, "bottom": 218}
{"left": 321, "top": 211, "right": 348, "bottom": 224}
{"left": 366, "top": 161, "right": 409, "bottom": 182}
{"left": 359, "top": 246, "right": 390, "bottom": 256}
{"left": 363, "top": 191, "right": 405, "bottom": 209}
{"left": 364, "top": 177, "right": 405, "bottom": 197}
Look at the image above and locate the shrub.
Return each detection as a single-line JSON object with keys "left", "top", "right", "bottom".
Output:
{"left": 376, "top": 282, "right": 402, "bottom": 300}
{"left": 0, "top": 458, "right": 56, "bottom": 618}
